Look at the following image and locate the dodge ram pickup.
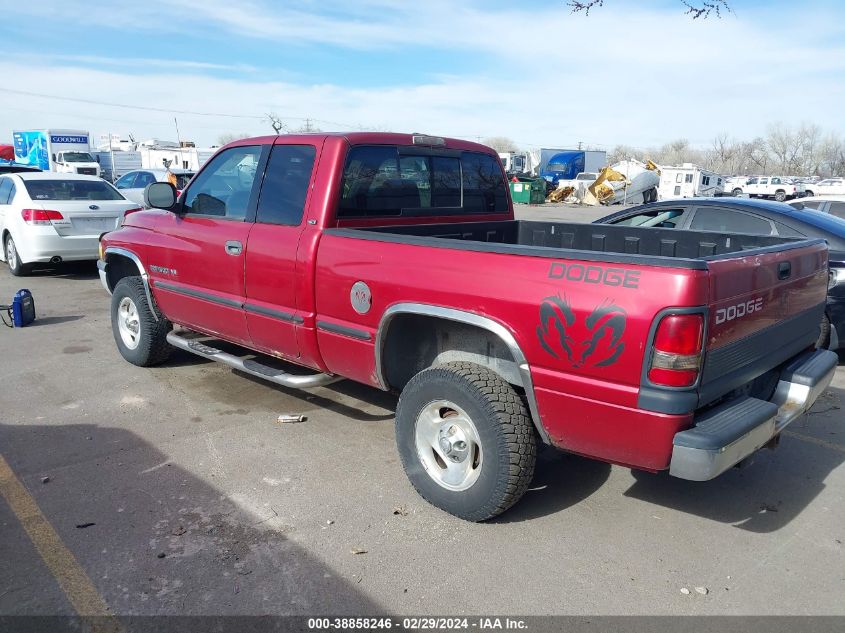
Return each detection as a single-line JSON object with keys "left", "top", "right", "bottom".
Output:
{"left": 98, "top": 133, "right": 838, "bottom": 521}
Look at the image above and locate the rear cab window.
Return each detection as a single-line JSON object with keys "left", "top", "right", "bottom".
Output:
{"left": 337, "top": 145, "right": 507, "bottom": 219}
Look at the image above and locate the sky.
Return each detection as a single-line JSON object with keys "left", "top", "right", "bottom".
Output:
{"left": 0, "top": 0, "right": 843, "bottom": 151}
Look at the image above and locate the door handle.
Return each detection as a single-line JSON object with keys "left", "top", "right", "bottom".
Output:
{"left": 778, "top": 261, "right": 791, "bottom": 280}
{"left": 225, "top": 240, "right": 243, "bottom": 256}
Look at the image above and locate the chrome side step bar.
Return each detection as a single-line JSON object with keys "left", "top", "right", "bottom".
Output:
{"left": 166, "top": 331, "right": 341, "bottom": 389}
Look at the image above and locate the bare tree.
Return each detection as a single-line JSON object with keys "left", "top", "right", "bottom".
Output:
{"left": 217, "top": 132, "right": 251, "bottom": 146}
{"left": 265, "top": 112, "right": 288, "bottom": 135}
{"left": 482, "top": 136, "right": 519, "bottom": 152}
{"left": 568, "top": 0, "right": 731, "bottom": 18}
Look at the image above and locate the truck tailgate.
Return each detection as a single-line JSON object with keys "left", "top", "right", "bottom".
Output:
{"left": 698, "top": 240, "right": 829, "bottom": 406}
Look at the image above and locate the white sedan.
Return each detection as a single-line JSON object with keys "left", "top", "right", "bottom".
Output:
{"left": 114, "top": 168, "right": 195, "bottom": 206}
{"left": 0, "top": 173, "right": 141, "bottom": 276}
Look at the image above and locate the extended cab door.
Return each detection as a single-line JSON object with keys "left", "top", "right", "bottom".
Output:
{"left": 243, "top": 141, "right": 319, "bottom": 361}
{"left": 149, "top": 144, "right": 267, "bottom": 346}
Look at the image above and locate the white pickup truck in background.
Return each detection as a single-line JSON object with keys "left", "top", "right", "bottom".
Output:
{"left": 732, "top": 176, "right": 799, "bottom": 201}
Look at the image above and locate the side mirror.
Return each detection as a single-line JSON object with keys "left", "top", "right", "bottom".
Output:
{"left": 52, "top": 153, "right": 57, "bottom": 162}
{"left": 144, "top": 182, "right": 178, "bottom": 211}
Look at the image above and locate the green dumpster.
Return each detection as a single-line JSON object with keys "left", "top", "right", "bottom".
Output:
{"left": 509, "top": 178, "right": 546, "bottom": 204}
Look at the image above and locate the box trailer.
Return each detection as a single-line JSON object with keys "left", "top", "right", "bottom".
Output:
{"left": 657, "top": 163, "right": 724, "bottom": 200}
{"left": 12, "top": 129, "right": 101, "bottom": 177}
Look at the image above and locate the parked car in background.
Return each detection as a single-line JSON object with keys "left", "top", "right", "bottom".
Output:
{"left": 809, "top": 178, "right": 845, "bottom": 197}
{"left": 789, "top": 195, "right": 845, "bottom": 219}
{"left": 733, "top": 176, "right": 799, "bottom": 201}
{"left": 114, "top": 169, "right": 195, "bottom": 206}
{"left": 595, "top": 197, "right": 845, "bottom": 350}
{"left": 0, "top": 173, "right": 141, "bottom": 275}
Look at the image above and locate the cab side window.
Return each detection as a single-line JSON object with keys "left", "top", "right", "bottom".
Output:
{"left": 183, "top": 146, "right": 263, "bottom": 220}
{"left": 690, "top": 208, "right": 773, "bottom": 234}
{"left": 255, "top": 145, "right": 316, "bottom": 226}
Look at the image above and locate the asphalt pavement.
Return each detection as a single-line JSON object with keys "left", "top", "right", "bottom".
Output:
{"left": 0, "top": 204, "right": 843, "bottom": 618}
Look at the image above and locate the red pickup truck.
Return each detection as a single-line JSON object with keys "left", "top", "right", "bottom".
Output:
{"left": 98, "top": 133, "right": 838, "bottom": 521}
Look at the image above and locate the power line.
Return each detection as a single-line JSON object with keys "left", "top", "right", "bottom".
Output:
{"left": 0, "top": 88, "right": 368, "bottom": 130}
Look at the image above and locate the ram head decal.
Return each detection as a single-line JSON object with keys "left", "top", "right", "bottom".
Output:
{"left": 536, "top": 295, "right": 626, "bottom": 368}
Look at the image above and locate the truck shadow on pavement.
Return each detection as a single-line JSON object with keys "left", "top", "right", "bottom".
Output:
{"left": 26, "top": 261, "right": 100, "bottom": 281}
{"left": 622, "top": 385, "right": 844, "bottom": 533}
{"left": 492, "top": 451, "right": 612, "bottom": 523}
{"left": 158, "top": 346, "right": 397, "bottom": 423}
{"left": 0, "top": 421, "right": 384, "bottom": 617}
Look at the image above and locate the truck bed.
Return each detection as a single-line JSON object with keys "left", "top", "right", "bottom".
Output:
{"left": 327, "top": 220, "right": 814, "bottom": 268}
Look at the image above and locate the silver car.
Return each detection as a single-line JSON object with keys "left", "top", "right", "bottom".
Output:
{"left": 113, "top": 169, "right": 195, "bottom": 206}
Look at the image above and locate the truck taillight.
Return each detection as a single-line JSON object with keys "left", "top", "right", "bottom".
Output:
{"left": 648, "top": 314, "right": 704, "bottom": 387}
{"left": 21, "top": 209, "right": 64, "bottom": 225}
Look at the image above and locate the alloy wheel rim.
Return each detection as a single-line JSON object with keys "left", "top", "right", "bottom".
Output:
{"left": 414, "top": 400, "right": 483, "bottom": 491}
{"left": 117, "top": 297, "right": 141, "bottom": 350}
{"left": 6, "top": 239, "right": 17, "bottom": 270}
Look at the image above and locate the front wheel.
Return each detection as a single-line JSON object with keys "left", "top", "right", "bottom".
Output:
{"left": 775, "top": 190, "right": 787, "bottom": 202}
{"left": 110, "top": 276, "right": 172, "bottom": 366}
{"left": 5, "top": 234, "right": 31, "bottom": 276}
{"left": 732, "top": 188, "right": 743, "bottom": 196}
{"left": 395, "top": 362, "right": 537, "bottom": 521}
{"left": 804, "top": 190, "right": 814, "bottom": 197}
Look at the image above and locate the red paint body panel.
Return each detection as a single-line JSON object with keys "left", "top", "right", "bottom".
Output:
{"left": 100, "top": 132, "right": 830, "bottom": 474}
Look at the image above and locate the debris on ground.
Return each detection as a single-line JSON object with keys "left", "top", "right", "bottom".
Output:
{"left": 277, "top": 414, "right": 307, "bottom": 424}
{"left": 351, "top": 547, "right": 367, "bottom": 555}
{"left": 680, "top": 588, "right": 690, "bottom": 595}
{"left": 75, "top": 522, "right": 95, "bottom": 529}
{"left": 326, "top": 520, "right": 334, "bottom": 525}
{"left": 41, "top": 476, "right": 50, "bottom": 484}
{"left": 695, "top": 587, "right": 709, "bottom": 595}
{"left": 171, "top": 525, "right": 187, "bottom": 536}
{"left": 157, "top": 552, "right": 166, "bottom": 559}
{"left": 392, "top": 506, "right": 409, "bottom": 516}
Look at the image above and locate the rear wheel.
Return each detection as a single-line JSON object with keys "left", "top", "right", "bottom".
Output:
{"left": 5, "top": 234, "right": 31, "bottom": 276}
{"left": 110, "top": 276, "right": 172, "bottom": 366}
{"left": 817, "top": 313, "right": 832, "bottom": 350}
{"left": 395, "top": 362, "right": 536, "bottom": 521}
{"left": 732, "top": 188, "right": 743, "bottom": 196}
{"left": 804, "top": 190, "right": 814, "bottom": 197}
{"left": 775, "top": 190, "right": 787, "bottom": 202}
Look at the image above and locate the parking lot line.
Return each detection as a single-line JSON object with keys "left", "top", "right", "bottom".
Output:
{"left": 0, "top": 453, "right": 120, "bottom": 631}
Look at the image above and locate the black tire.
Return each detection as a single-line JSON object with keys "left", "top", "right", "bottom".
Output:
{"left": 732, "top": 188, "right": 743, "bottom": 196}
{"left": 804, "top": 190, "right": 814, "bottom": 197}
{"left": 817, "top": 313, "right": 832, "bottom": 350}
{"left": 395, "top": 361, "right": 536, "bottom": 521}
{"left": 775, "top": 190, "right": 786, "bottom": 202}
{"left": 649, "top": 187, "right": 658, "bottom": 203}
{"left": 5, "top": 234, "right": 32, "bottom": 276}
{"left": 110, "top": 276, "right": 172, "bottom": 366}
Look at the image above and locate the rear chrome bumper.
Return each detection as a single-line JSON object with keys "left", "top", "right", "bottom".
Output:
{"left": 669, "top": 349, "right": 838, "bottom": 481}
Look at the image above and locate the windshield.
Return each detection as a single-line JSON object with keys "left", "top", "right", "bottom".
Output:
{"left": 547, "top": 163, "right": 567, "bottom": 172}
{"left": 61, "top": 152, "right": 95, "bottom": 163}
{"left": 24, "top": 179, "right": 124, "bottom": 200}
